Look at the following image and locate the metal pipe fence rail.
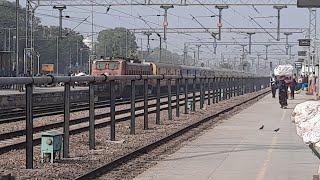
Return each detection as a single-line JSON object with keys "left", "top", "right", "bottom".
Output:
{"left": 0, "top": 75, "right": 270, "bottom": 169}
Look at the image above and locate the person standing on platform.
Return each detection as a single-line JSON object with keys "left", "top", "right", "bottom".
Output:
{"left": 278, "top": 76, "right": 288, "bottom": 108}
{"left": 289, "top": 76, "right": 297, "bottom": 99}
{"left": 270, "top": 75, "right": 277, "bottom": 98}
{"left": 308, "top": 72, "right": 316, "bottom": 94}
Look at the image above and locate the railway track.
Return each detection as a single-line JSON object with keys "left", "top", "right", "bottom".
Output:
{"left": 0, "top": 91, "right": 206, "bottom": 154}
{"left": 0, "top": 92, "right": 181, "bottom": 124}
{"left": 75, "top": 90, "right": 270, "bottom": 180}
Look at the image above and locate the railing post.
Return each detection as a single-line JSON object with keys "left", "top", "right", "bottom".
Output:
{"left": 63, "top": 82, "right": 70, "bottom": 158}
{"left": 231, "top": 78, "right": 234, "bottom": 98}
{"left": 200, "top": 78, "right": 204, "bottom": 109}
{"left": 218, "top": 77, "right": 222, "bottom": 102}
{"left": 192, "top": 77, "right": 196, "bottom": 111}
{"left": 242, "top": 78, "right": 245, "bottom": 94}
{"left": 168, "top": 79, "right": 172, "bottom": 120}
{"left": 212, "top": 77, "right": 216, "bottom": 104}
{"left": 233, "top": 78, "right": 236, "bottom": 97}
{"left": 26, "top": 83, "right": 33, "bottom": 169}
{"left": 156, "top": 78, "right": 161, "bottom": 125}
{"left": 228, "top": 78, "right": 231, "bottom": 98}
{"left": 130, "top": 80, "right": 136, "bottom": 134}
{"left": 227, "top": 77, "right": 229, "bottom": 99}
{"left": 224, "top": 77, "right": 226, "bottom": 99}
{"left": 251, "top": 77, "right": 254, "bottom": 92}
{"left": 110, "top": 80, "right": 116, "bottom": 141}
{"left": 143, "top": 78, "right": 148, "bottom": 130}
{"left": 207, "top": 78, "right": 211, "bottom": 106}
{"left": 89, "top": 82, "right": 95, "bottom": 149}
{"left": 237, "top": 78, "right": 241, "bottom": 96}
{"left": 184, "top": 78, "right": 188, "bottom": 114}
{"left": 176, "top": 78, "right": 180, "bottom": 117}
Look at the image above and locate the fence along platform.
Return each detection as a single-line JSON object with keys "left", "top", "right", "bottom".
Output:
{"left": 0, "top": 75, "right": 269, "bottom": 169}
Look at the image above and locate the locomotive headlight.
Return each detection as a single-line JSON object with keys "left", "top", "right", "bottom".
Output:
{"left": 46, "top": 139, "right": 53, "bottom": 145}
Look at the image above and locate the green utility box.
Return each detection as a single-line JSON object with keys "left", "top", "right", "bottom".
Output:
{"left": 41, "top": 130, "right": 63, "bottom": 163}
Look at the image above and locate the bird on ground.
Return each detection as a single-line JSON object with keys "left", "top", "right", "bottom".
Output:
{"left": 274, "top": 128, "right": 280, "bottom": 132}
{"left": 259, "top": 125, "right": 264, "bottom": 130}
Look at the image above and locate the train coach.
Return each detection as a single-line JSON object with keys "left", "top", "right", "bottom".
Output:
{"left": 91, "top": 57, "right": 250, "bottom": 98}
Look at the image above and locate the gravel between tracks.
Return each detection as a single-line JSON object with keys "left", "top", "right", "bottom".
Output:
{"left": 0, "top": 90, "right": 268, "bottom": 179}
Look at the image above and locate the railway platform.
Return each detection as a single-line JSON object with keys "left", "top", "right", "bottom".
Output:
{"left": 135, "top": 93, "right": 319, "bottom": 180}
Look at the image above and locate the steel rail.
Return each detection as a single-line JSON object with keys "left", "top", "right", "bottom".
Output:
{"left": 0, "top": 93, "right": 177, "bottom": 124}
{"left": 0, "top": 92, "right": 194, "bottom": 141}
{"left": 0, "top": 92, "right": 208, "bottom": 154}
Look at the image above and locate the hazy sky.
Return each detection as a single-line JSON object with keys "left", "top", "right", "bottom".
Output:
{"left": 10, "top": 0, "right": 314, "bottom": 62}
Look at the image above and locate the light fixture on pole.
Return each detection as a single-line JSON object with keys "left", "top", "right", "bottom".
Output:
{"left": 156, "top": 33, "right": 162, "bottom": 63}
{"left": 212, "top": 32, "right": 219, "bottom": 54}
{"left": 246, "top": 32, "right": 255, "bottom": 54}
{"left": 215, "top": 5, "right": 229, "bottom": 40}
{"left": 273, "top": 5, "right": 287, "bottom": 41}
{"left": 53, "top": 5, "right": 66, "bottom": 75}
{"left": 143, "top": 31, "right": 152, "bottom": 56}
{"left": 160, "top": 5, "right": 174, "bottom": 41}
{"left": 284, "top": 32, "right": 292, "bottom": 55}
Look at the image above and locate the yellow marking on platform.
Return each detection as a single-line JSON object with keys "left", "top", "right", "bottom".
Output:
{"left": 256, "top": 110, "right": 286, "bottom": 180}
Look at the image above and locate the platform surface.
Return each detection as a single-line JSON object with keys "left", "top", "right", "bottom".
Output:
{"left": 135, "top": 93, "right": 319, "bottom": 180}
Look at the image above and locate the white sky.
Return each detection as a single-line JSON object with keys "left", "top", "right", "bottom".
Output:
{"left": 9, "top": 0, "right": 315, "bottom": 64}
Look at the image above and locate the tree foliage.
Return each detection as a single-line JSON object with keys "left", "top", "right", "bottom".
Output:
{"left": 96, "top": 27, "right": 138, "bottom": 58}
{"left": 33, "top": 26, "right": 89, "bottom": 74}
{"left": 0, "top": 0, "right": 90, "bottom": 75}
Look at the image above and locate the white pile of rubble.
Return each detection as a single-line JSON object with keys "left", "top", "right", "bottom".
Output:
{"left": 292, "top": 101, "right": 320, "bottom": 148}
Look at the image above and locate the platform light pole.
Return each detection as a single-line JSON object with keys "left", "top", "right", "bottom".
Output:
{"left": 196, "top": 44, "right": 201, "bottom": 65}
{"left": 265, "top": 44, "right": 270, "bottom": 62}
{"left": 53, "top": 5, "right": 66, "bottom": 75}
{"left": 156, "top": 33, "right": 162, "bottom": 63}
{"left": 212, "top": 32, "right": 219, "bottom": 54}
{"left": 160, "top": 5, "right": 174, "bottom": 42}
{"left": 240, "top": 44, "right": 247, "bottom": 71}
{"left": 16, "top": 0, "right": 19, "bottom": 76}
{"left": 257, "top": 54, "right": 261, "bottom": 73}
{"left": 143, "top": 31, "right": 152, "bottom": 56}
{"left": 183, "top": 43, "right": 188, "bottom": 65}
{"left": 36, "top": 52, "right": 40, "bottom": 75}
{"left": 215, "top": 5, "right": 228, "bottom": 40}
{"left": 284, "top": 32, "right": 292, "bottom": 55}
{"left": 247, "top": 32, "right": 255, "bottom": 54}
{"left": 273, "top": 5, "right": 287, "bottom": 41}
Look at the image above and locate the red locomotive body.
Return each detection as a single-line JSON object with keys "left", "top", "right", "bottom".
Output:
{"left": 92, "top": 59, "right": 151, "bottom": 76}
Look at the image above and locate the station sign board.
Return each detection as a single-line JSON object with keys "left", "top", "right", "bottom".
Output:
{"left": 42, "top": 64, "right": 54, "bottom": 72}
{"left": 298, "top": 39, "right": 311, "bottom": 46}
{"left": 297, "top": 0, "right": 320, "bottom": 8}
{"left": 298, "top": 51, "right": 307, "bottom": 56}
{"left": 295, "top": 61, "right": 303, "bottom": 69}
{"left": 297, "top": 58, "right": 305, "bottom": 62}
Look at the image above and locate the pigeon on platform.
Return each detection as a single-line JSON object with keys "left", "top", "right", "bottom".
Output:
{"left": 274, "top": 128, "right": 280, "bottom": 132}
{"left": 259, "top": 125, "right": 264, "bottom": 130}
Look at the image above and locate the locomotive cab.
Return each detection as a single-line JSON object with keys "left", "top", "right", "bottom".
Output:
{"left": 92, "top": 59, "right": 124, "bottom": 76}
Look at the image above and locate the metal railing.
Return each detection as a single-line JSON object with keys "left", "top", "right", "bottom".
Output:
{"left": 0, "top": 74, "right": 270, "bottom": 169}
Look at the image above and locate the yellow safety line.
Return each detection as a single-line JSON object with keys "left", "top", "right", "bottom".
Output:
{"left": 256, "top": 110, "right": 286, "bottom": 180}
